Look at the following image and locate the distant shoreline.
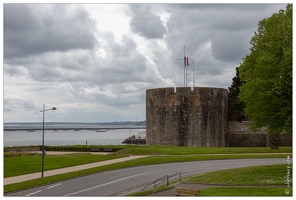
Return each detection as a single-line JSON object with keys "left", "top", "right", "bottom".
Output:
{"left": 4, "top": 127, "right": 146, "bottom": 131}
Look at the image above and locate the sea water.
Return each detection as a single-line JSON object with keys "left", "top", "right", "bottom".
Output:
{"left": 3, "top": 124, "right": 145, "bottom": 147}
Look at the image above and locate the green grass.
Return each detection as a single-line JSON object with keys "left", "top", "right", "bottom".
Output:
{"left": 4, "top": 153, "right": 123, "bottom": 177}
{"left": 128, "top": 163, "right": 293, "bottom": 196}
{"left": 116, "top": 146, "right": 292, "bottom": 155}
{"left": 185, "top": 164, "right": 292, "bottom": 185}
{"left": 4, "top": 146, "right": 292, "bottom": 194}
{"left": 4, "top": 145, "right": 292, "bottom": 155}
{"left": 198, "top": 187, "right": 291, "bottom": 196}
{"left": 5, "top": 146, "right": 291, "bottom": 178}
{"left": 182, "top": 164, "right": 293, "bottom": 196}
{"left": 4, "top": 154, "right": 291, "bottom": 194}
{"left": 132, "top": 164, "right": 292, "bottom": 196}
{"left": 128, "top": 185, "right": 175, "bottom": 196}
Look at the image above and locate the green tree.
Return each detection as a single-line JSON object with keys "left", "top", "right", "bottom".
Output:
{"left": 228, "top": 67, "right": 246, "bottom": 122}
{"left": 238, "top": 4, "right": 292, "bottom": 149}
{"left": 229, "top": 67, "right": 242, "bottom": 98}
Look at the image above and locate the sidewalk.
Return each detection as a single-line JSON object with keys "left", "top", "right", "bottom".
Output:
{"left": 4, "top": 154, "right": 148, "bottom": 185}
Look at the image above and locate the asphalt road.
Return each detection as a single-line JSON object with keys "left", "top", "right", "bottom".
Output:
{"left": 7, "top": 158, "right": 289, "bottom": 197}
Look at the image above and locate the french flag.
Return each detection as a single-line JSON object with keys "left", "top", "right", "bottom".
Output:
{"left": 184, "top": 56, "right": 189, "bottom": 66}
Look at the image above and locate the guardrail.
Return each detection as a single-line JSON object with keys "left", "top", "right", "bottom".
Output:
{"left": 141, "top": 172, "right": 182, "bottom": 191}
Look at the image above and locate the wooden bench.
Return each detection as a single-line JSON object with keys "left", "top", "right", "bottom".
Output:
{"left": 173, "top": 188, "right": 200, "bottom": 196}
{"left": 90, "top": 148, "right": 101, "bottom": 152}
{"left": 103, "top": 148, "right": 113, "bottom": 152}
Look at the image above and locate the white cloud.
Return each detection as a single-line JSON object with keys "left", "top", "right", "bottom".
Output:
{"left": 84, "top": 4, "right": 130, "bottom": 43}
{"left": 3, "top": 3, "right": 288, "bottom": 122}
{"left": 80, "top": 86, "right": 118, "bottom": 98}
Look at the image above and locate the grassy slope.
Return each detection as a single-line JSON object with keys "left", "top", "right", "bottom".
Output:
{"left": 185, "top": 164, "right": 290, "bottom": 185}
{"left": 131, "top": 164, "right": 292, "bottom": 196}
{"left": 4, "top": 153, "right": 123, "bottom": 177}
{"left": 184, "top": 164, "right": 292, "bottom": 196}
{"left": 198, "top": 187, "right": 290, "bottom": 196}
{"left": 117, "top": 146, "right": 292, "bottom": 155}
{"left": 4, "top": 146, "right": 292, "bottom": 194}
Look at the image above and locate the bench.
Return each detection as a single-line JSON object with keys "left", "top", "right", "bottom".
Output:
{"left": 90, "top": 148, "right": 101, "bottom": 152}
{"left": 90, "top": 148, "right": 114, "bottom": 152}
{"left": 103, "top": 148, "right": 113, "bottom": 152}
{"left": 173, "top": 188, "right": 200, "bottom": 196}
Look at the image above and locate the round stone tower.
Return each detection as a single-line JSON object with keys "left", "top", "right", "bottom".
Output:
{"left": 146, "top": 87, "right": 228, "bottom": 147}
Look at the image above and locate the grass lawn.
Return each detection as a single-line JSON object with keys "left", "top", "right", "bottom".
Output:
{"left": 182, "top": 164, "right": 292, "bottom": 197}
{"left": 4, "top": 146, "right": 292, "bottom": 194}
{"left": 130, "top": 164, "right": 293, "bottom": 196}
{"left": 116, "top": 146, "right": 292, "bottom": 155}
{"left": 5, "top": 154, "right": 291, "bottom": 194}
{"left": 185, "top": 164, "right": 291, "bottom": 185}
{"left": 5, "top": 153, "right": 291, "bottom": 178}
{"left": 4, "top": 153, "right": 123, "bottom": 177}
{"left": 198, "top": 187, "right": 291, "bottom": 196}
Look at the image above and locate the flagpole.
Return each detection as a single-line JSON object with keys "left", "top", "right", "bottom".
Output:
{"left": 189, "top": 59, "right": 194, "bottom": 89}
{"left": 193, "top": 59, "right": 195, "bottom": 88}
{"left": 186, "top": 62, "right": 188, "bottom": 87}
{"left": 184, "top": 45, "right": 186, "bottom": 87}
{"left": 177, "top": 45, "right": 189, "bottom": 87}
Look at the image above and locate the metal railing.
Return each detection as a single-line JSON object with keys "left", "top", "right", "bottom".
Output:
{"left": 141, "top": 172, "right": 182, "bottom": 191}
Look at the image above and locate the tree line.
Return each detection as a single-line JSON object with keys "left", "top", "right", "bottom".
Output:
{"left": 228, "top": 4, "right": 292, "bottom": 149}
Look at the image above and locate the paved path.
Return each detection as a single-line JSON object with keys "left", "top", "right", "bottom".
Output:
{"left": 4, "top": 155, "right": 148, "bottom": 185}
{"left": 26, "top": 151, "right": 111, "bottom": 155}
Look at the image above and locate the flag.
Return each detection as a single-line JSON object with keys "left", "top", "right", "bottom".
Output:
{"left": 184, "top": 56, "right": 189, "bottom": 66}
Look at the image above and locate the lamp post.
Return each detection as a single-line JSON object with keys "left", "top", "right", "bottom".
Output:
{"left": 40, "top": 105, "right": 57, "bottom": 178}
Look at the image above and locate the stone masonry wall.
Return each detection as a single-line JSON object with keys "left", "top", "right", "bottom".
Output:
{"left": 227, "top": 121, "right": 292, "bottom": 147}
{"left": 146, "top": 87, "right": 228, "bottom": 147}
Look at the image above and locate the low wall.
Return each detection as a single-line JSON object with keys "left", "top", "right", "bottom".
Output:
{"left": 228, "top": 133, "right": 268, "bottom": 147}
{"left": 4, "top": 147, "right": 41, "bottom": 152}
{"left": 228, "top": 121, "right": 292, "bottom": 147}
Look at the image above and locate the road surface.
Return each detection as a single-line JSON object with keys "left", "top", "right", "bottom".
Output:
{"left": 7, "top": 158, "right": 288, "bottom": 196}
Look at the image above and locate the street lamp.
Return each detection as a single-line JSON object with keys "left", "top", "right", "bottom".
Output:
{"left": 40, "top": 104, "right": 57, "bottom": 178}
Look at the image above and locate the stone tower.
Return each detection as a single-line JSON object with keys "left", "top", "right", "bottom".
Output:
{"left": 146, "top": 87, "right": 228, "bottom": 147}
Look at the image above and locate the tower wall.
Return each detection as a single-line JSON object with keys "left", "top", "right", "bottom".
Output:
{"left": 146, "top": 87, "right": 228, "bottom": 147}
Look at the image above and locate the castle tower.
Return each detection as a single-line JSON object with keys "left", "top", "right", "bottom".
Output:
{"left": 146, "top": 87, "right": 228, "bottom": 147}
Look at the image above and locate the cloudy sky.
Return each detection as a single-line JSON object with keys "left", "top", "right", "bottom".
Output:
{"left": 3, "top": 2, "right": 288, "bottom": 123}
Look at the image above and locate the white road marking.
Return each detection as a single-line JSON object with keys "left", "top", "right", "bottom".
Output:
{"left": 47, "top": 183, "right": 61, "bottom": 189}
{"left": 25, "top": 190, "right": 42, "bottom": 196}
{"left": 64, "top": 171, "right": 153, "bottom": 196}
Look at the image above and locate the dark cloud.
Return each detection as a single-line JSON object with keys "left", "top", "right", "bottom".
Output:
{"left": 110, "top": 35, "right": 137, "bottom": 57}
{"left": 3, "top": 92, "right": 38, "bottom": 113}
{"left": 3, "top": 3, "right": 289, "bottom": 122}
{"left": 4, "top": 4, "right": 98, "bottom": 59}
{"left": 86, "top": 34, "right": 151, "bottom": 86}
{"left": 164, "top": 3, "right": 287, "bottom": 74}
{"left": 79, "top": 85, "right": 145, "bottom": 107}
{"left": 3, "top": 64, "right": 27, "bottom": 77}
{"left": 128, "top": 4, "right": 166, "bottom": 39}
{"left": 211, "top": 31, "right": 252, "bottom": 62}
{"left": 167, "top": 3, "right": 284, "bottom": 12}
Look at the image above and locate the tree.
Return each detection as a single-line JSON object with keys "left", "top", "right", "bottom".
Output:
{"left": 238, "top": 4, "right": 292, "bottom": 149}
{"left": 229, "top": 67, "right": 242, "bottom": 98}
{"left": 228, "top": 67, "right": 246, "bottom": 122}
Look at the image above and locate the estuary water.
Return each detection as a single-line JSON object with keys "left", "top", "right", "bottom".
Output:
{"left": 3, "top": 123, "right": 145, "bottom": 147}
